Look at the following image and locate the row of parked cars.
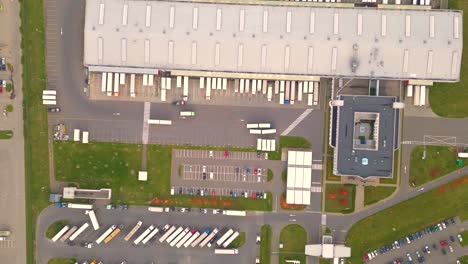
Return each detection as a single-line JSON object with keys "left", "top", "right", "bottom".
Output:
{"left": 364, "top": 218, "right": 457, "bottom": 262}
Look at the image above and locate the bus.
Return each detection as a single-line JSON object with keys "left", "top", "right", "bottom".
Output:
{"left": 199, "top": 228, "right": 218, "bottom": 248}
{"left": 133, "top": 225, "right": 154, "bottom": 245}
{"left": 159, "top": 226, "right": 176, "bottom": 243}
{"left": 166, "top": 226, "right": 184, "bottom": 244}
{"left": 104, "top": 226, "right": 122, "bottom": 244}
{"left": 51, "top": 225, "right": 70, "bottom": 242}
{"left": 60, "top": 226, "right": 77, "bottom": 242}
{"left": 96, "top": 225, "right": 116, "bottom": 244}
{"left": 69, "top": 222, "right": 89, "bottom": 241}
{"left": 216, "top": 229, "right": 234, "bottom": 246}
{"left": 86, "top": 210, "right": 100, "bottom": 230}
{"left": 124, "top": 221, "right": 142, "bottom": 241}
{"left": 170, "top": 227, "right": 189, "bottom": 247}
{"left": 222, "top": 231, "right": 240, "bottom": 248}
{"left": 141, "top": 228, "right": 159, "bottom": 245}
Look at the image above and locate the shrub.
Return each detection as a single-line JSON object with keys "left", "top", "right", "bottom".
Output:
{"left": 6, "top": 105, "right": 13, "bottom": 112}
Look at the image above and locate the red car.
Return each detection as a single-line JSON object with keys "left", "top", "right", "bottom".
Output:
{"left": 363, "top": 254, "right": 369, "bottom": 261}
{"left": 440, "top": 240, "right": 448, "bottom": 246}
{"left": 211, "top": 191, "right": 216, "bottom": 197}
{"left": 252, "top": 192, "right": 257, "bottom": 199}
{"left": 254, "top": 169, "right": 258, "bottom": 175}
{"left": 0, "top": 87, "right": 3, "bottom": 93}
{"left": 224, "top": 150, "right": 228, "bottom": 157}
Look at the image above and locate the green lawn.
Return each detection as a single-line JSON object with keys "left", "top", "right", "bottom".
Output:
{"left": 380, "top": 149, "right": 399, "bottom": 185}
{"left": 324, "top": 184, "right": 356, "bottom": 214}
{"left": 459, "top": 256, "right": 468, "bottom": 264}
{"left": 460, "top": 230, "right": 468, "bottom": 247}
{"left": 267, "top": 169, "right": 274, "bottom": 182}
{"left": 47, "top": 258, "right": 76, "bottom": 264}
{"left": 54, "top": 141, "right": 145, "bottom": 204}
{"left": 227, "top": 232, "right": 246, "bottom": 248}
{"left": 281, "top": 170, "right": 287, "bottom": 183}
{"left": 364, "top": 186, "right": 396, "bottom": 206}
{"left": 326, "top": 146, "right": 341, "bottom": 182}
{"left": 0, "top": 130, "right": 13, "bottom": 139}
{"left": 146, "top": 145, "right": 173, "bottom": 196}
{"left": 269, "top": 136, "right": 311, "bottom": 160}
{"left": 45, "top": 220, "right": 68, "bottom": 240}
{"left": 319, "top": 259, "right": 330, "bottom": 264}
{"left": 279, "top": 224, "right": 307, "bottom": 264}
{"left": 409, "top": 146, "right": 466, "bottom": 187}
{"left": 429, "top": 0, "right": 468, "bottom": 117}
{"left": 21, "top": 0, "right": 51, "bottom": 263}
{"left": 346, "top": 175, "right": 468, "bottom": 264}
{"left": 260, "top": 225, "right": 272, "bottom": 264}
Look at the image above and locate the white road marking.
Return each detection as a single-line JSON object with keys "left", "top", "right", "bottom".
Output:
{"left": 281, "top": 109, "right": 313, "bottom": 136}
{"left": 141, "top": 102, "right": 151, "bottom": 144}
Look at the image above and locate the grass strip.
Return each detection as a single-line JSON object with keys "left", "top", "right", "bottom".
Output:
{"left": 260, "top": 225, "right": 272, "bottom": 264}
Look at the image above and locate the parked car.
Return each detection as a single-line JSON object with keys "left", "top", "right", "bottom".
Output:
{"left": 440, "top": 240, "right": 448, "bottom": 246}
{"left": 442, "top": 248, "right": 447, "bottom": 255}
{"left": 449, "top": 245, "right": 454, "bottom": 253}
{"left": 406, "top": 253, "right": 413, "bottom": 261}
{"left": 209, "top": 150, "right": 214, "bottom": 157}
{"left": 200, "top": 208, "right": 208, "bottom": 214}
{"left": 258, "top": 168, "right": 262, "bottom": 175}
{"left": 254, "top": 169, "right": 258, "bottom": 175}
{"left": 202, "top": 166, "right": 207, "bottom": 173}
{"left": 423, "top": 245, "right": 431, "bottom": 254}
{"left": 223, "top": 150, "right": 228, "bottom": 157}
{"left": 48, "top": 107, "right": 61, "bottom": 113}
{"left": 432, "top": 243, "right": 438, "bottom": 250}
{"left": 458, "top": 234, "right": 463, "bottom": 243}
{"left": 450, "top": 235, "right": 455, "bottom": 242}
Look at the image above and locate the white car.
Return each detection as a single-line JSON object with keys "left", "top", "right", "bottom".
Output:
{"left": 202, "top": 166, "right": 207, "bottom": 173}
{"left": 209, "top": 150, "right": 214, "bottom": 157}
{"left": 449, "top": 246, "right": 454, "bottom": 253}
{"left": 458, "top": 234, "right": 463, "bottom": 243}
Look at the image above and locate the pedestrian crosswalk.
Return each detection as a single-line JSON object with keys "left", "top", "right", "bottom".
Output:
{"left": 311, "top": 186, "right": 322, "bottom": 193}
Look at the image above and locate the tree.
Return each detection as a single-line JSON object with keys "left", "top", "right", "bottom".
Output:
{"left": 6, "top": 105, "right": 13, "bottom": 113}
{"left": 339, "top": 188, "right": 348, "bottom": 196}
{"left": 340, "top": 199, "right": 347, "bottom": 206}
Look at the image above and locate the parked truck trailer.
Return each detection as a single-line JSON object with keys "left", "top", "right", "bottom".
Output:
{"left": 86, "top": 210, "right": 100, "bottom": 230}
{"left": 216, "top": 229, "right": 234, "bottom": 246}
{"left": 191, "top": 228, "right": 210, "bottom": 247}
{"left": 215, "top": 249, "right": 239, "bottom": 255}
{"left": 199, "top": 228, "right": 218, "bottom": 248}
{"left": 159, "top": 226, "right": 176, "bottom": 243}
{"left": 96, "top": 225, "right": 116, "bottom": 244}
{"left": 124, "top": 221, "right": 142, "bottom": 241}
{"left": 69, "top": 222, "right": 89, "bottom": 241}
{"left": 166, "top": 226, "right": 184, "bottom": 244}
{"left": 133, "top": 225, "right": 154, "bottom": 245}
{"left": 104, "top": 226, "right": 122, "bottom": 244}
{"left": 170, "top": 227, "right": 189, "bottom": 247}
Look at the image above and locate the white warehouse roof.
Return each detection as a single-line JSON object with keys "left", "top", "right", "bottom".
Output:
{"left": 84, "top": 0, "right": 462, "bottom": 82}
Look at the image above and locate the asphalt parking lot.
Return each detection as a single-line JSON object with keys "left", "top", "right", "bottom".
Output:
{"left": 182, "top": 164, "right": 268, "bottom": 183}
{"left": 367, "top": 218, "right": 468, "bottom": 264}
{"left": 175, "top": 149, "right": 267, "bottom": 161}
{"left": 37, "top": 206, "right": 267, "bottom": 264}
{"left": 173, "top": 186, "right": 268, "bottom": 199}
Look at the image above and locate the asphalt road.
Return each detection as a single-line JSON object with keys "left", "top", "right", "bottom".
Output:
{"left": 36, "top": 205, "right": 323, "bottom": 264}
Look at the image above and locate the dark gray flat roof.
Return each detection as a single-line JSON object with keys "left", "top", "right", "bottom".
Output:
{"left": 335, "top": 95, "right": 396, "bottom": 178}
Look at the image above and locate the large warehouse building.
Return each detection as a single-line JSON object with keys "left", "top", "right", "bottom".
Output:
{"left": 84, "top": 0, "right": 462, "bottom": 82}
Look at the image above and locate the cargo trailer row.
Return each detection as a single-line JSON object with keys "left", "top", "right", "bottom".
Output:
{"left": 408, "top": 85, "right": 427, "bottom": 106}
{"left": 257, "top": 139, "right": 277, "bottom": 152}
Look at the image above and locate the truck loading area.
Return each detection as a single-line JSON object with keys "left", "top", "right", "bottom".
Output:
{"left": 37, "top": 206, "right": 263, "bottom": 264}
